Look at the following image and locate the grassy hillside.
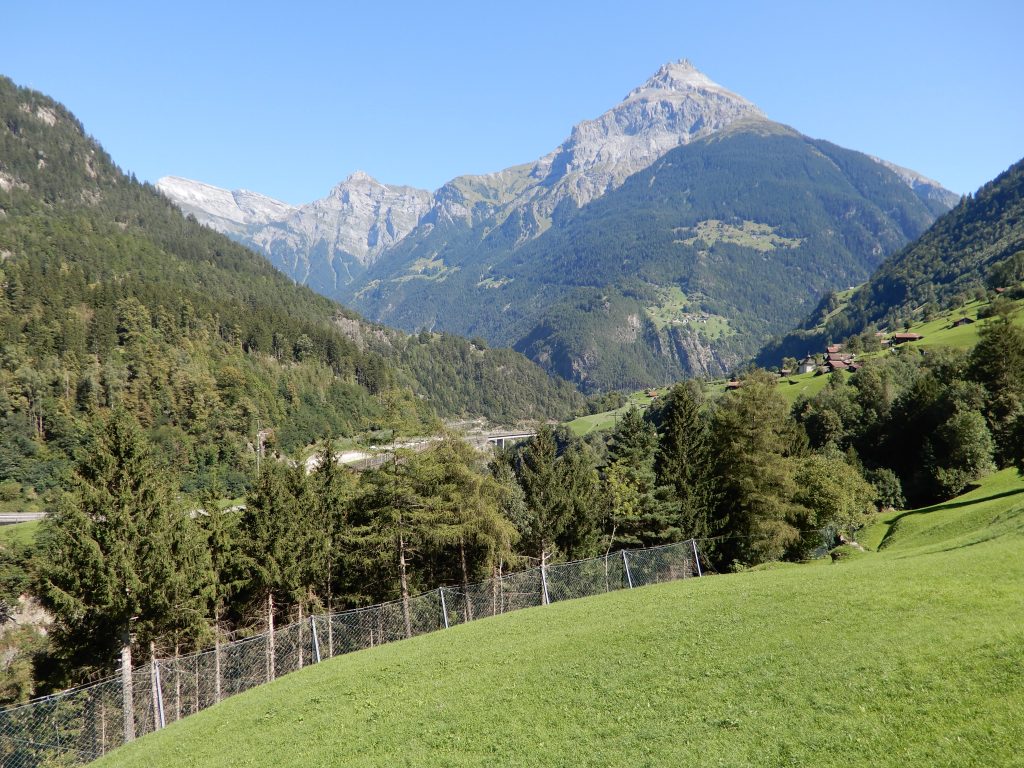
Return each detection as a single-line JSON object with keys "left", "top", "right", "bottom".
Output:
{"left": 93, "top": 471, "right": 1024, "bottom": 767}
{"left": 0, "top": 521, "right": 38, "bottom": 548}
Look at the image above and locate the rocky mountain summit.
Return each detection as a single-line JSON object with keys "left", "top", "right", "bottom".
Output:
{"left": 533, "top": 59, "right": 767, "bottom": 210}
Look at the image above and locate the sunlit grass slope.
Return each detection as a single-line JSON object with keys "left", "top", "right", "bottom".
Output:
{"left": 0, "top": 520, "right": 38, "bottom": 548}
{"left": 96, "top": 473, "right": 1024, "bottom": 768}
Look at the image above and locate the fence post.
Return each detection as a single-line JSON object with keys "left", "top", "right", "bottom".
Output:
{"left": 691, "top": 539, "right": 703, "bottom": 577}
{"left": 540, "top": 553, "right": 551, "bottom": 606}
{"left": 214, "top": 637, "right": 222, "bottom": 704}
{"left": 622, "top": 549, "right": 634, "bottom": 589}
{"left": 153, "top": 659, "right": 166, "bottom": 729}
{"left": 149, "top": 641, "right": 166, "bottom": 731}
{"left": 438, "top": 587, "right": 450, "bottom": 629}
{"left": 267, "top": 593, "right": 276, "bottom": 682}
{"left": 298, "top": 604, "right": 305, "bottom": 670}
{"left": 120, "top": 631, "right": 135, "bottom": 743}
{"left": 311, "top": 616, "right": 321, "bottom": 664}
{"left": 149, "top": 655, "right": 160, "bottom": 731}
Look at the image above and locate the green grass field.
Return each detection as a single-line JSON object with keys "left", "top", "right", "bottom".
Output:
{"left": 94, "top": 470, "right": 1024, "bottom": 767}
{"left": 0, "top": 520, "right": 39, "bottom": 548}
{"left": 566, "top": 391, "right": 661, "bottom": 436}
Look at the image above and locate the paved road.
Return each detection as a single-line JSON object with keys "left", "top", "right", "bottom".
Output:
{"left": 0, "top": 512, "right": 46, "bottom": 525}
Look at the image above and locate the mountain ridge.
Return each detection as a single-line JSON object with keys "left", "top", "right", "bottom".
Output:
{"left": 158, "top": 60, "right": 959, "bottom": 389}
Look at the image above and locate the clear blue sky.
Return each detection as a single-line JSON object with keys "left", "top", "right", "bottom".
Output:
{"left": 3, "top": 0, "right": 1021, "bottom": 203}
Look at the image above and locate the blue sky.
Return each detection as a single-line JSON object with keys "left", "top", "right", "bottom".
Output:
{"left": 3, "top": 0, "right": 1021, "bottom": 203}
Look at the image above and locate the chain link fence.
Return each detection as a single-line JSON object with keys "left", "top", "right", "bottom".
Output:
{"left": 0, "top": 539, "right": 702, "bottom": 768}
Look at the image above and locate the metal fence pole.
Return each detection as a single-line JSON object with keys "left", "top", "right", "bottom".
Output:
{"left": 691, "top": 539, "right": 703, "bottom": 577}
{"left": 622, "top": 549, "right": 634, "bottom": 589}
{"left": 153, "top": 660, "right": 166, "bottom": 729}
{"left": 311, "top": 616, "right": 321, "bottom": 664}
{"left": 439, "top": 587, "right": 450, "bottom": 629}
{"left": 121, "top": 632, "right": 135, "bottom": 743}
{"left": 541, "top": 554, "right": 551, "bottom": 606}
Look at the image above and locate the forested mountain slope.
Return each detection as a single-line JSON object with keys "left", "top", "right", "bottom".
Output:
{"left": 757, "top": 156, "right": 1024, "bottom": 365}
{"left": 0, "top": 76, "right": 583, "bottom": 501}
{"left": 352, "top": 121, "right": 950, "bottom": 390}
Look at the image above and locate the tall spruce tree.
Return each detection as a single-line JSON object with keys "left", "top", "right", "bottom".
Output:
{"left": 509, "top": 426, "right": 567, "bottom": 564}
{"left": 352, "top": 450, "right": 445, "bottom": 636}
{"left": 552, "top": 437, "right": 602, "bottom": 559}
{"left": 35, "top": 410, "right": 199, "bottom": 678}
{"left": 308, "top": 439, "right": 357, "bottom": 615}
{"left": 235, "top": 463, "right": 313, "bottom": 673}
{"left": 711, "top": 371, "right": 809, "bottom": 567}
{"left": 652, "top": 381, "right": 716, "bottom": 542}
{"left": 602, "top": 406, "right": 661, "bottom": 549}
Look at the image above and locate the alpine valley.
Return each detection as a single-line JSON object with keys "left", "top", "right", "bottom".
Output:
{"left": 159, "top": 61, "right": 958, "bottom": 391}
{"left": 0, "top": 75, "right": 583, "bottom": 500}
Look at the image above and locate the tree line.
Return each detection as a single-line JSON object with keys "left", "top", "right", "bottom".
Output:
{"left": 8, "top": 311, "right": 1024, "bottom": 702}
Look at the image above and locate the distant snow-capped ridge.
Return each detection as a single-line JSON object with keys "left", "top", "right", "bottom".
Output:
{"left": 155, "top": 176, "right": 295, "bottom": 235}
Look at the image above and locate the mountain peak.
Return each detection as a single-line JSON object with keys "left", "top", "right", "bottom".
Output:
{"left": 625, "top": 59, "right": 762, "bottom": 112}
{"left": 344, "top": 169, "right": 378, "bottom": 184}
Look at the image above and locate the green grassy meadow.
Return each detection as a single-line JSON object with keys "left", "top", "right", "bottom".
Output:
{"left": 0, "top": 520, "right": 39, "bottom": 548}
{"left": 94, "top": 470, "right": 1024, "bottom": 767}
{"left": 567, "top": 390, "right": 661, "bottom": 436}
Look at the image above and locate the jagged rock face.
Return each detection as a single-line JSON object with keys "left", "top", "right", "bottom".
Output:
{"left": 247, "top": 171, "right": 433, "bottom": 282}
{"left": 158, "top": 171, "right": 433, "bottom": 289}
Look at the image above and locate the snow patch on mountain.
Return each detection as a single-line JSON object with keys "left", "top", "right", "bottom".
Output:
{"left": 156, "top": 176, "right": 295, "bottom": 235}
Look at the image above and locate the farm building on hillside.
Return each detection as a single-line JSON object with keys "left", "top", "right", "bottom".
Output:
{"left": 891, "top": 332, "right": 925, "bottom": 344}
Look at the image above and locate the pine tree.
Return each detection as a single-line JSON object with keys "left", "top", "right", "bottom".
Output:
{"left": 352, "top": 450, "right": 444, "bottom": 636}
{"left": 509, "top": 426, "right": 570, "bottom": 564}
{"left": 308, "top": 439, "right": 357, "bottom": 615}
{"left": 235, "top": 463, "right": 312, "bottom": 676}
{"left": 556, "top": 438, "right": 603, "bottom": 559}
{"left": 429, "top": 436, "right": 517, "bottom": 618}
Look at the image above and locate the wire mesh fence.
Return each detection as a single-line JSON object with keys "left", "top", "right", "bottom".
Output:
{"left": 0, "top": 538, "right": 702, "bottom": 768}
